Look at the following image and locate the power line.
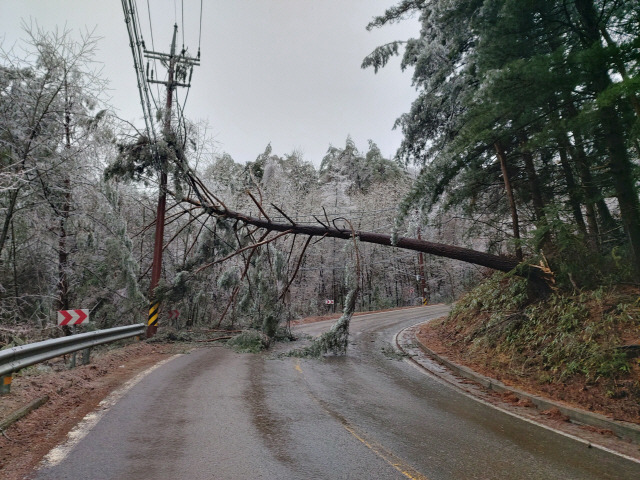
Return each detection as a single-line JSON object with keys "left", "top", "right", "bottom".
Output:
{"left": 198, "top": 0, "right": 203, "bottom": 56}
{"left": 181, "top": 0, "right": 185, "bottom": 50}
{"left": 145, "top": 0, "right": 155, "bottom": 49}
{"left": 133, "top": 2, "right": 160, "bottom": 112}
{"left": 144, "top": 0, "right": 162, "bottom": 108}
{"left": 121, "top": 0, "right": 158, "bottom": 149}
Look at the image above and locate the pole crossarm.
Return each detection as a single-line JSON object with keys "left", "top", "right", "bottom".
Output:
{"left": 144, "top": 50, "right": 200, "bottom": 65}
{"left": 147, "top": 80, "right": 193, "bottom": 88}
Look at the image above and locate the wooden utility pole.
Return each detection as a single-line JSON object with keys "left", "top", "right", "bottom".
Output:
{"left": 145, "top": 24, "right": 200, "bottom": 337}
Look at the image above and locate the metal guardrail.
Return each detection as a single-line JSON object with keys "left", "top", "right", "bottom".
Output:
{"left": 0, "top": 324, "right": 145, "bottom": 378}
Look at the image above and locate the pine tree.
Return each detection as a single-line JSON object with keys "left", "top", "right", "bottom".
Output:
{"left": 365, "top": 0, "right": 640, "bottom": 282}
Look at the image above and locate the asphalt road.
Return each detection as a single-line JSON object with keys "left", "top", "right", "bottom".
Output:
{"left": 35, "top": 306, "right": 640, "bottom": 479}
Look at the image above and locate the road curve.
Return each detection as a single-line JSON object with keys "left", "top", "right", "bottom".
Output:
{"left": 35, "top": 306, "right": 640, "bottom": 479}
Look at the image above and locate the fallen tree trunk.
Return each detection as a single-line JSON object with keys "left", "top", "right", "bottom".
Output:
{"left": 180, "top": 196, "right": 525, "bottom": 274}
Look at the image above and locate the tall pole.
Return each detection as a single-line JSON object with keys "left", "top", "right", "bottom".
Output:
{"left": 145, "top": 24, "right": 199, "bottom": 337}
{"left": 146, "top": 25, "right": 177, "bottom": 338}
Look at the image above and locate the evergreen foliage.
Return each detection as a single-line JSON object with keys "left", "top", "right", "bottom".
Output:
{"left": 365, "top": 0, "right": 640, "bottom": 283}
{"left": 0, "top": 22, "right": 502, "bottom": 349}
{"left": 289, "top": 254, "right": 360, "bottom": 357}
{"left": 227, "top": 330, "right": 270, "bottom": 353}
{"left": 319, "top": 137, "right": 406, "bottom": 195}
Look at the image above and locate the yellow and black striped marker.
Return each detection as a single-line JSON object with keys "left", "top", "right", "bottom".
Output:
{"left": 1, "top": 375, "right": 12, "bottom": 395}
{"left": 148, "top": 302, "right": 160, "bottom": 327}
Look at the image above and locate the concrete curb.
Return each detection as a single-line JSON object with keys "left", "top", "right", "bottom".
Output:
{"left": 403, "top": 323, "right": 640, "bottom": 444}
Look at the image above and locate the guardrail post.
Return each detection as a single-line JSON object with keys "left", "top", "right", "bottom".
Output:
{"left": 1, "top": 375, "right": 12, "bottom": 395}
{"left": 69, "top": 325, "right": 78, "bottom": 369}
{"left": 82, "top": 347, "right": 91, "bottom": 365}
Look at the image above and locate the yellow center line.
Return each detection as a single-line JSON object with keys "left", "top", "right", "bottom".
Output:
{"left": 341, "top": 423, "right": 431, "bottom": 480}
{"left": 293, "top": 360, "right": 431, "bottom": 480}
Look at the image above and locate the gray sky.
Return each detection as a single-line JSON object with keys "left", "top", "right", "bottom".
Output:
{"left": 1, "top": 1, "right": 419, "bottom": 166}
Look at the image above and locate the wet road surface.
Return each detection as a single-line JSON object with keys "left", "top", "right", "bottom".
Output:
{"left": 35, "top": 306, "right": 640, "bottom": 479}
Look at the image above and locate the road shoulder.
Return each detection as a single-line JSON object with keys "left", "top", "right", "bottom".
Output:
{"left": 0, "top": 342, "right": 180, "bottom": 480}
{"left": 395, "top": 321, "right": 640, "bottom": 462}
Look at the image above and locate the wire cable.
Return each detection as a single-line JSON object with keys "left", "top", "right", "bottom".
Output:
{"left": 180, "top": 83, "right": 191, "bottom": 120}
{"left": 144, "top": 0, "right": 162, "bottom": 106}
{"left": 145, "top": 0, "right": 155, "bottom": 50}
{"left": 133, "top": 0, "right": 159, "bottom": 111}
{"left": 121, "top": 0, "right": 159, "bottom": 167}
{"left": 198, "top": 0, "right": 203, "bottom": 54}
{"left": 181, "top": 0, "right": 185, "bottom": 50}
{"left": 121, "top": 1, "right": 152, "bottom": 139}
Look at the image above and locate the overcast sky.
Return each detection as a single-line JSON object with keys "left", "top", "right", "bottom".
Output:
{"left": 1, "top": 1, "right": 419, "bottom": 166}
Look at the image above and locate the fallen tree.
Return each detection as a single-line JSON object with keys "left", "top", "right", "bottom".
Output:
{"left": 176, "top": 192, "right": 551, "bottom": 287}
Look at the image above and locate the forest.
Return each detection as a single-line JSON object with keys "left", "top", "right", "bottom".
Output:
{"left": 1, "top": 0, "right": 639, "bottom": 369}
{"left": 362, "top": 0, "right": 640, "bottom": 405}
{"left": 0, "top": 26, "right": 477, "bottom": 347}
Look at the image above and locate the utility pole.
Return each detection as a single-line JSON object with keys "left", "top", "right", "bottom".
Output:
{"left": 145, "top": 24, "right": 200, "bottom": 337}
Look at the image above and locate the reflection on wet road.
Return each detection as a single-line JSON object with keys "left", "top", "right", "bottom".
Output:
{"left": 36, "top": 306, "right": 640, "bottom": 479}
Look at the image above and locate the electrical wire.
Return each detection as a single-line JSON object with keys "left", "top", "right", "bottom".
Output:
{"left": 180, "top": 83, "right": 191, "bottom": 121}
{"left": 298, "top": 252, "right": 418, "bottom": 273}
{"left": 198, "top": 0, "right": 203, "bottom": 54}
{"left": 277, "top": 207, "right": 397, "bottom": 219}
{"left": 181, "top": 0, "right": 185, "bottom": 50}
{"left": 145, "top": 0, "right": 162, "bottom": 107}
{"left": 121, "top": 0, "right": 157, "bottom": 148}
{"left": 145, "top": 0, "right": 155, "bottom": 49}
{"left": 132, "top": 1, "right": 159, "bottom": 112}
{"left": 174, "top": 89, "right": 186, "bottom": 141}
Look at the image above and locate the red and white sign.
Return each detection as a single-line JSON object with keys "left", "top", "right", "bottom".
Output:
{"left": 325, "top": 299, "right": 334, "bottom": 305}
{"left": 57, "top": 309, "right": 90, "bottom": 326}
{"left": 168, "top": 310, "right": 180, "bottom": 320}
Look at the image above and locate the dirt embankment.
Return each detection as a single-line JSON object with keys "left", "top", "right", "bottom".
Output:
{"left": 0, "top": 341, "right": 178, "bottom": 480}
{"left": 417, "top": 312, "right": 640, "bottom": 424}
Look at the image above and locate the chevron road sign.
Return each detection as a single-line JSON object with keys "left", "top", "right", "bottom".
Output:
{"left": 57, "top": 309, "right": 90, "bottom": 326}
{"left": 168, "top": 310, "right": 180, "bottom": 320}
